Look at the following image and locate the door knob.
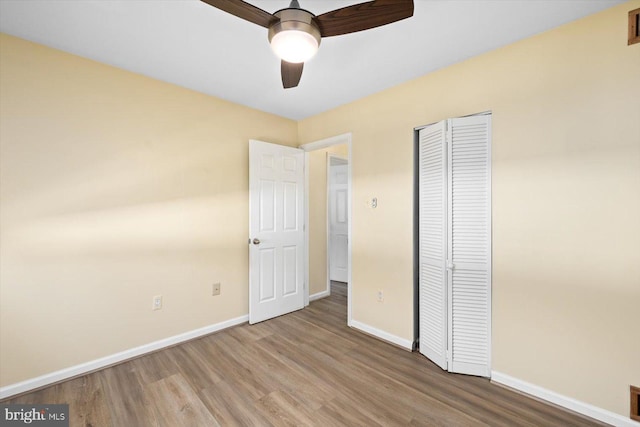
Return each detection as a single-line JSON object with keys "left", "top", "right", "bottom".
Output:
{"left": 252, "top": 238, "right": 261, "bottom": 245}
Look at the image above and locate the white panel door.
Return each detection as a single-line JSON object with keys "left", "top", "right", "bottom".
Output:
{"left": 249, "top": 140, "right": 305, "bottom": 324}
{"left": 418, "top": 121, "right": 448, "bottom": 370}
{"left": 447, "top": 115, "right": 491, "bottom": 377}
{"left": 329, "top": 162, "right": 349, "bottom": 283}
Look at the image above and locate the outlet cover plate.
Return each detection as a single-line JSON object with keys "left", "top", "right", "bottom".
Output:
{"left": 153, "top": 295, "right": 162, "bottom": 310}
{"left": 212, "top": 283, "right": 221, "bottom": 296}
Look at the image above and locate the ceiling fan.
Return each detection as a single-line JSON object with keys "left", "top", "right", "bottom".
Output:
{"left": 200, "top": 0, "right": 414, "bottom": 88}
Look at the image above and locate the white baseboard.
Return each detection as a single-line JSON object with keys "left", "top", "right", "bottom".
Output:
{"left": 491, "top": 371, "right": 637, "bottom": 427}
{"left": 0, "top": 315, "right": 249, "bottom": 400}
{"left": 350, "top": 319, "right": 413, "bottom": 350}
{"left": 309, "top": 290, "right": 330, "bottom": 302}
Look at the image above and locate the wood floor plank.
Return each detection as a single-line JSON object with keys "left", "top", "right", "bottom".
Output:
{"left": 341, "top": 349, "right": 524, "bottom": 427}
{"left": 199, "top": 336, "right": 271, "bottom": 402}
{"left": 130, "top": 347, "right": 179, "bottom": 386}
{"left": 262, "top": 339, "right": 415, "bottom": 425}
{"left": 256, "top": 390, "right": 317, "bottom": 427}
{"left": 324, "top": 350, "right": 475, "bottom": 425}
{"left": 165, "top": 341, "right": 224, "bottom": 391}
{"left": 198, "top": 380, "right": 276, "bottom": 427}
{"left": 226, "top": 320, "right": 274, "bottom": 343}
{"left": 6, "top": 375, "right": 113, "bottom": 427}
{"left": 313, "top": 396, "right": 387, "bottom": 427}
{"left": 143, "top": 373, "right": 220, "bottom": 427}
{"left": 57, "top": 375, "right": 112, "bottom": 427}
{"left": 97, "top": 363, "right": 148, "bottom": 426}
{"left": 2, "top": 281, "right": 608, "bottom": 427}
{"left": 217, "top": 326, "right": 339, "bottom": 412}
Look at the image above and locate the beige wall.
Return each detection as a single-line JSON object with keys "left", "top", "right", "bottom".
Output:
{"left": 308, "top": 144, "right": 348, "bottom": 296}
{"left": 298, "top": 1, "right": 640, "bottom": 417}
{"left": 0, "top": 34, "right": 297, "bottom": 386}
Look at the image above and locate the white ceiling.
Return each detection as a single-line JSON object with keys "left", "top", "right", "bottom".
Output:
{"left": 0, "top": 0, "right": 623, "bottom": 120}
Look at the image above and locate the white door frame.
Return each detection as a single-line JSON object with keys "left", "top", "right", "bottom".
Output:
{"left": 300, "top": 133, "right": 353, "bottom": 327}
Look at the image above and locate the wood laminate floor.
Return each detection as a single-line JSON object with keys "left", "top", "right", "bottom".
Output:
{"left": 4, "top": 282, "right": 605, "bottom": 426}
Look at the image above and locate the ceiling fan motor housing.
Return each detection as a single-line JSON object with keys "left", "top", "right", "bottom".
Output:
{"left": 268, "top": 8, "right": 321, "bottom": 49}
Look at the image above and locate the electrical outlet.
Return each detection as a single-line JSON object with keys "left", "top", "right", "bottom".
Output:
{"left": 152, "top": 295, "right": 162, "bottom": 310}
{"left": 377, "top": 290, "right": 383, "bottom": 302}
{"left": 212, "top": 282, "right": 221, "bottom": 296}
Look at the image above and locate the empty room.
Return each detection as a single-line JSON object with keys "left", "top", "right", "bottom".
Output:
{"left": 1, "top": 0, "right": 639, "bottom": 426}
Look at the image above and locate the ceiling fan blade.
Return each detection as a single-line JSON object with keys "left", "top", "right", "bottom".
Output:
{"left": 315, "top": 0, "right": 413, "bottom": 37}
{"left": 281, "top": 61, "right": 304, "bottom": 89}
{"left": 200, "top": 0, "right": 277, "bottom": 28}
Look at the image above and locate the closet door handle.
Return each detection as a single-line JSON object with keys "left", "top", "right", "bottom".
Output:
{"left": 252, "top": 238, "right": 261, "bottom": 245}
{"left": 446, "top": 262, "right": 454, "bottom": 271}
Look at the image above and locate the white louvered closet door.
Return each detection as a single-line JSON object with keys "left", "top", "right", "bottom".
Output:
{"left": 447, "top": 115, "right": 491, "bottom": 377}
{"left": 418, "top": 114, "right": 491, "bottom": 378}
{"left": 418, "top": 121, "right": 448, "bottom": 370}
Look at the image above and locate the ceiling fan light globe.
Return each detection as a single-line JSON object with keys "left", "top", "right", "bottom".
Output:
{"left": 270, "top": 30, "right": 318, "bottom": 63}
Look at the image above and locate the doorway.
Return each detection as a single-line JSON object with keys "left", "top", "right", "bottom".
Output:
{"left": 301, "top": 133, "right": 352, "bottom": 326}
{"left": 328, "top": 154, "right": 349, "bottom": 283}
